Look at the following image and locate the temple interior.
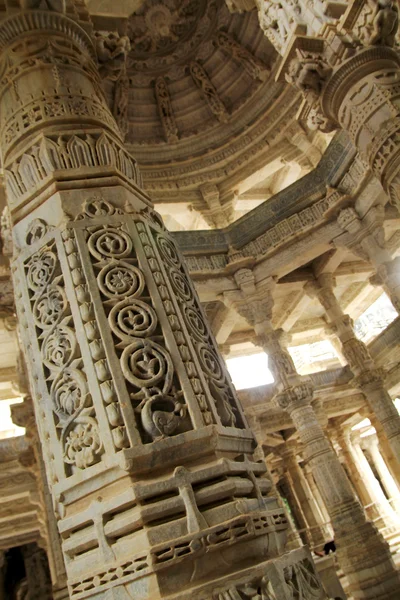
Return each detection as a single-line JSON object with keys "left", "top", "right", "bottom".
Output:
{"left": 1, "top": 1, "right": 400, "bottom": 599}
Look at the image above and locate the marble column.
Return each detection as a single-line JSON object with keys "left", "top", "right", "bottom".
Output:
{"left": 280, "top": 444, "right": 328, "bottom": 551}
{"left": 12, "top": 394, "right": 68, "bottom": 600}
{"left": 334, "top": 426, "right": 382, "bottom": 523}
{"left": 368, "top": 411, "right": 400, "bottom": 491}
{"left": 364, "top": 435, "right": 400, "bottom": 516}
{"left": 303, "top": 463, "right": 333, "bottom": 538}
{"left": 306, "top": 273, "right": 400, "bottom": 464}
{"left": 224, "top": 268, "right": 400, "bottom": 599}
{"left": 351, "top": 434, "right": 400, "bottom": 530}
{"left": 0, "top": 4, "right": 321, "bottom": 600}
{"left": 280, "top": 469, "right": 310, "bottom": 548}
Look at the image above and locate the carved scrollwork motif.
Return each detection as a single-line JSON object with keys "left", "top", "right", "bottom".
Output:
{"left": 26, "top": 251, "right": 57, "bottom": 291}
{"left": 32, "top": 285, "right": 67, "bottom": 329}
{"left": 42, "top": 325, "right": 77, "bottom": 370}
{"left": 80, "top": 204, "right": 189, "bottom": 443}
{"left": 52, "top": 368, "right": 90, "bottom": 421}
{"left": 110, "top": 299, "right": 157, "bottom": 342}
{"left": 23, "top": 239, "right": 102, "bottom": 471}
{"left": 154, "top": 231, "right": 244, "bottom": 429}
{"left": 26, "top": 218, "right": 49, "bottom": 245}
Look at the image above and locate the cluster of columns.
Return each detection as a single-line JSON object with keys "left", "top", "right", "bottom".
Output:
{"left": 223, "top": 263, "right": 400, "bottom": 599}
{"left": 305, "top": 271, "right": 400, "bottom": 462}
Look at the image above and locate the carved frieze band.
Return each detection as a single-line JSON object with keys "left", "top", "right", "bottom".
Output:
{"left": 5, "top": 132, "right": 143, "bottom": 208}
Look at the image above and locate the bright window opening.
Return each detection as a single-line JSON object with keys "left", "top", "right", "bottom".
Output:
{"left": 226, "top": 353, "right": 274, "bottom": 390}
{"left": 0, "top": 398, "right": 25, "bottom": 440}
{"left": 354, "top": 293, "right": 397, "bottom": 343}
{"left": 288, "top": 340, "right": 338, "bottom": 373}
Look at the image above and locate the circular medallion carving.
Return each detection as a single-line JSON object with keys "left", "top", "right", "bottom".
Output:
{"left": 169, "top": 268, "right": 192, "bottom": 302}
{"left": 183, "top": 305, "right": 208, "bottom": 341}
{"left": 97, "top": 261, "right": 145, "bottom": 299}
{"left": 156, "top": 234, "right": 181, "bottom": 268}
{"left": 121, "top": 339, "right": 173, "bottom": 393}
{"left": 110, "top": 299, "right": 157, "bottom": 341}
{"left": 199, "top": 344, "right": 224, "bottom": 384}
{"left": 88, "top": 228, "right": 132, "bottom": 260}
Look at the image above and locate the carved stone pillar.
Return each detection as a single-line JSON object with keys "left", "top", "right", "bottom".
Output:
{"left": 335, "top": 205, "right": 400, "bottom": 314}
{"left": 303, "top": 463, "right": 333, "bottom": 538}
{"left": 368, "top": 411, "right": 400, "bottom": 491}
{"left": 224, "top": 267, "right": 400, "bottom": 599}
{"left": 350, "top": 433, "right": 400, "bottom": 529}
{"left": 275, "top": 1, "right": 400, "bottom": 213}
{"left": 279, "top": 444, "right": 328, "bottom": 551}
{"left": 280, "top": 469, "right": 310, "bottom": 547}
{"left": 363, "top": 435, "right": 400, "bottom": 516}
{"left": 305, "top": 273, "right": 400, "bottom": 464}
{"left": 334, "top": 426, "right": 381, "bottom": 522}
{"left": 0, "top": 4, "right": 325, "bottom": 599}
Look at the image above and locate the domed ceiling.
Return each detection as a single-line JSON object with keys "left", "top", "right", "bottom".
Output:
{"left": 91, "top": 1, "right": 323, "bottom": 227}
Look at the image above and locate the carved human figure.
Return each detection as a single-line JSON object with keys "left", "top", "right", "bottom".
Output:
{"left": 95, "top": 33, "right": 131, "bottom": 81}
{"left": 369, "top": 0, "right": 399, "bottom": 46}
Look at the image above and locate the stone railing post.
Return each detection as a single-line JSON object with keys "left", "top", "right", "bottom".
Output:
{"left": 305, "top": 273, "right": 400, "bottom": 464}
{"left": 0, "top": 4, "right": 324, "bottom": 599}
{"left": 223, "top": 265, "right": 400, "bottom": 599}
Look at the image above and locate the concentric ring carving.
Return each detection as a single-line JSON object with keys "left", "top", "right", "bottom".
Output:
{"left": 98, "top": 261, "right": 145, "bottom": 299}
{"left": 183, "top": 305, "right": 208, "bottom": 342}
{"left": 88, "top": 228, "right": 132, "bottom": 261}
{"left": 121, "top": 339, "right": 173, "bottom": 395}
{"left": 156, "top": 234, "right": 181, "bottom": 268}
{"left": 198, "top": 345, "right": 224, "bottom": 385}
{"left": 109, "top": 299, "right": 157, "bottom": 342}
{"left": 169, "top": 268, "right": 193, "bottom": 302}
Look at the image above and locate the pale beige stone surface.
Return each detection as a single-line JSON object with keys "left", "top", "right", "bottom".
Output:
{"left": 0, "top": 2, "right": 399, "bottom": 600}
